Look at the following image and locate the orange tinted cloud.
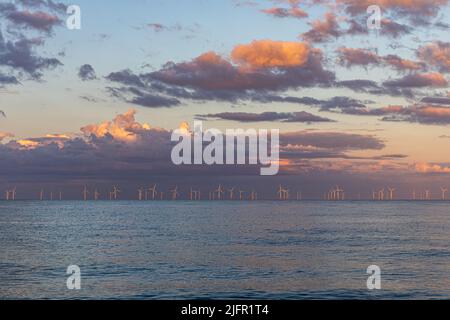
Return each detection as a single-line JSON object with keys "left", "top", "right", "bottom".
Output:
{"left": 80, "top": 109, "right": 151, "bottom": 142}
{"left": 417, "top": 41, "right": 450, "bottom": 72}
{"left": 0, "top": 132, "right": 14, "bottom": 142}
{"left": 415, "top": 162, "right": 450, "bottom": 173}
{"left": 231, "top": 40, "right": 310, "bottom": 69}
{"left": 262, "top": 7, "right": 308, "bottom": 18}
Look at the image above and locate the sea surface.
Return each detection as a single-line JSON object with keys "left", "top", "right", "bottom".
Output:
{"left": 0, "top": 201, "right": 449, "bottom": 300}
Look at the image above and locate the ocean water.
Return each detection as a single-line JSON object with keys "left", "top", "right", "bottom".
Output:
{"left": 0, "top": 201, "right": 449, "bottom": 300}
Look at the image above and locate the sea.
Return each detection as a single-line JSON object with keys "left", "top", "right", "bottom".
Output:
{"left": 0, "top": 201, "right": 449, "bottom": 299}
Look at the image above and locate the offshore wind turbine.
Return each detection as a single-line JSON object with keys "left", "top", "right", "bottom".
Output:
{"left": 111, "top": 185, "right": 120, "bottom": 200}
{"left": 148, "top": 184, "right": 157, "bottom": 200}
{"left": 441, "top": 187, "right": 448, "bottom": 201}
{"left": 387, "top": 187, "right": 395, "bottom": 200}
{"left": 5, "top": 189, "right": 10, "bottom": 201}
{"left": 215, "top": 185, "right": 224, "bottom": 200}
{"left": 82, "top": 186, "right": 89, "bottom": 201}
{"left": 40, "top": 189, "right": 44, "bottom": 201}
{"left": 169, "top": 186, "right": 179, "bottom": 200}
{"left": 94, "top": 189, "right": 100, "bottom": 201}
{"left": 138, "top": 187, "right": 144, "bottom": 201}
{"left": 378, "top": 188, "right": 385, "bottom": 201}
{"left": 228, "top": 187, "right": 235, "bottom": 200}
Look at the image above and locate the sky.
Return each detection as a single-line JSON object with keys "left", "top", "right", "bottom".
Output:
{"left": 1, "top": 0, "right": 450, "bottom": 199}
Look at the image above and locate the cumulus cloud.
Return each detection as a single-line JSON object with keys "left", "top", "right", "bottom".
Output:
{"left": 0, "top": 110, "right": 392, "bottom": 185}
{"left": 106, "top": 41, "right": 334, "bottom": 107}
{"left": 231, "top": 40, "right": 311, "bottom": 69}
{"left": 415, "top": 162, "right": 450, "bottom": 173}
{"left": 80, "top": 109, "right": 152, "bottom": 142}
{"left": 0, "top": 131, "right": 14, "bottom": 142}
{"left": 78, "top": 64, "right": 97, "bottom": 81}
{"left": 0, "top": 33, "right": 62, "bottom": 79}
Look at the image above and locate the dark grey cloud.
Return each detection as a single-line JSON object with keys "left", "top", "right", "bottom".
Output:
{"left": 197, "top": 111, "right": 334, "bottom": 123}
{"left": 105, "top": 48, "right": 335, "bottom": 107}
{"left": 6, "top": 10, "right": 62, "bottom": 33}
{"left": 280, "top": 131, "right": 385, "bottom": 150}
{"left": 0, "top": 34, "right": 62, "bottom": 79}
{"left": 78, "top": 64, "right": 97, "bottom": 81}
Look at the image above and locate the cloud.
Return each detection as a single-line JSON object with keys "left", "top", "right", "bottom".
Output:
{"left": 6, "top": 10, "right": 61, "bottom": 33}
{"left": 231, "top": 40, "right": 311, "bottom": 68}
{"left": 0, "top": 131, "right": 14, "bottom": 142}
{"left": 338, "top": 47, "right": 425, "bottom": 71}
{"left": 78, "top": 64, "right": 97, "bottom": 81}
{"left": 261, "top": 7, "right": 308, "bottom": 19}
{"left": 301, "top": 12, "right": 342, "bottom": 43}
{"left": 417, "top": 41, "right": 450, "bottom": 73}
{"left": 0, "top": 110, "right": 392, "bottom": 185}
{"left": 338, "top": 0, "right": 449, "bottom": 21}
{"left": 197, "top": 111, "right": 334, "bottom": 123}
{"left": 280, "top": 131, "right": 385, "bottom": 150}
{"left": 80, "top": 109, "right": 152, "bottom": 142}
{"left": 383, "top": 72, "right": 448, "bottom": 88}
{"left": 337, "top": 47, "right": 380, "bottom": 67}
{"left": 0, "top": 34, "right": 62, "bottom": 79}
{"left": 106, "top": 41, "right": 334, "bottom": 107}
{"left": 415, "top": 162, "right": 450, "bottom": 173}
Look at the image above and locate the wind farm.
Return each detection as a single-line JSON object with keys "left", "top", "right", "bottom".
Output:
{"left": 3, "top": 184, "right": 450, "bottom": 201}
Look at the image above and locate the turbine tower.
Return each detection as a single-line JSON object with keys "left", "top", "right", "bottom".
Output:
{"left": 40, "top": 189, "right": 44, "bottom": 201}
{"left": 94, "top": 189, "right": 100, "bottom": 201}
{"left": 111, "top": 185, "right": 120, "bottom": 200}
{"left": 170, "top": 186, "right": 179, "bottom": 200}
{"left": 82, "top": 186, "right": 89, "bottom": 201}
{"left": 138, "top": 187, "right": 144, "bottom": 201}
{"left": 228, "top": 187, "right": 235, "bottom": 200}
{"left": 388, "top": 187, "right": 395, "bottom": 201}
{"left": 148, "top": 184, "right": 157, "bottom": 200}
{"left": 441, "top": 187, "right": 448, "bottom": 201}
{"left": 215, "top": 185, "right": 224, "bottom": 200}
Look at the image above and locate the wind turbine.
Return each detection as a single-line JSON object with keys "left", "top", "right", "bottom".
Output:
{"left": 82, "top": 186, "right": 89, "bottom": 201}
{"left": 40, "top": 189, "right": 44, "bottom": 201}
{"left": 278, "top": 185, "right": 284, "bottom": 200}
{"left": 425, "top": 189, "right": 431, "bottom": 200}
{"left": 138, "top": 187, "right": 144, "bottom": 201}
{"left": 59, "top": 191, "right": 63, "bottom": 201}
{"left": 378, "top": 188, "right": 385, "bottom": 201}
{"left": 215, "top": 185, "right": 224, "bottom": 200}
{"left": 228, "top": 187, "right": 235, "bottom": 200}
{"left": 170, "top": 186, "right": 179, "bottom": 200}
{"left": 148, "top": 184, "right": 157, "bottom": 200}
{"left": 111, "top": 185, "right": 120, "bottom": 200}
{"left": 94, "top": 189, "right": 100, "bottom": 201}
{"left": 441, "top": 187, "right": 448, "bottom": 201}
{"left": 5, "top": 190, "right": 10, "bottom": 201}
{"left": 387, "top": 187, "right": 395, "bottom": 201}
